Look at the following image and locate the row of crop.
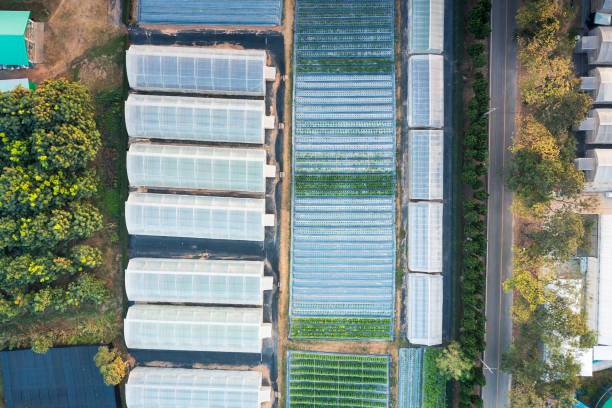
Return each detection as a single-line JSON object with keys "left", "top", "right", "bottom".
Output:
{"left": 289, "top": 399, "right": 387, "bottom": 408}
{"left": 296, "top": 63, "right": 393, "bottom": 74}
{"left": 296, "top": 152, "right": 393, "bottom": 160}
{"left": 290, "top": 360, "right": 387, "bottom": 370}
{"left": 290, "top": 377, "right": 387, "bottom": 387}
{"left": 290, "top": 322, "right": 392, "bottom": 339}
{"left": 295, "top": 27, "right": 393, "bottom": 35}
{"left": 295, "top": 173, "right": 394, "bottom": 183}
{"left": 296, "top": 34, "right": 392, "bottom": 43}
{"left": 455, "top": 1, "right": 491, "bottom": 408}
{"left": 290, "top": 360, "right": 388, "bottom": 370}
{"left": 291, "top": 352, "right": 388, "bottom": 362}
{"left": 290, "top": 374, "right": 388, "bottom": 386}
{"left": 297, "top": 9, "right": 392, "bottom": 19}
{"left": 289, "top": 389, "right": 386, "bottom": 399}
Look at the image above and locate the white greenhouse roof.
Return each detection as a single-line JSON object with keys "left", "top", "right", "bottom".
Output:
{"left": 590, "top": 68, "right": 612, "bottom": 104}
{"left": 408, "top": 0, "right": 444, "bottom": 54}
{"left": 409, "top": 129, "right": 443, "bottom": 200}
{"left": 126, "top": 367, "right": 271, "bottom": 408}
{"left": 125, "top": 94, "right": 271, "bottom": 144}
{"left": 126, "top": 45, "right": 274, "bottom": 96}
{"left": 126, "top": 143, "right": 274, "bottom": 193}
{"left": 407, "top": 273, "right": 443, "bottom": 346}
{"left": 407, "top": 54, "right": 444, "bottom": 129}
{"left": 125, "top": 258, "right": 272, "bottom": 305}
{"left": 599, "top": 215, "right": 612, "bottom": 345}
{"left": 587, "top": 27, "right": 612, "bottom": 65}
{"left": 125, "top": 192, "right": 273, "bottom": 241}
{"left": 124, "top": 304, "right": 271, "bottom": 353}
{"left": 588, "top": 149, "right": 612, "bottom": 188}
{"left": 582, "top": 109, "right": 612, "bottom": 144}
{"left": 408, "top": 202, "right": 443, "bottom": 272}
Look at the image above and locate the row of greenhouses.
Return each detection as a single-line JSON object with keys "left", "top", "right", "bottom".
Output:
{"left": 289, "top": 0, "right": 397, "bottom": 341}
{"left": 122, "top": 42, "right": 277, "bottom": 406}
{"left": 124, "top": 46, "right": 277, "bottom": 242}
{"left": 126, "top": 367, "right": 271, "bottom": 408}
{"left": 404, "top": 0, "right": 446, "bottom": 349}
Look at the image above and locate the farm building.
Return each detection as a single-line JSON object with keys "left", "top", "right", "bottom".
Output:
{"left": 125, "top": 367, "right": 271, "bottom": 408}
{"left": 0, "top": 346, "right": 116, "bottom": 408}
{"left": 409, "top": 129, "right": 444, "bottom": 200}
{"left": 125, "top": 192, "right": 274, "bottom": 241}
{"left": 126, "top": 46, "right": 276, "bottom": 96}
{"left": 137, "top": 0, "right": 282, "bottom": 26}
{"left": 408, "top": 0, "right": 444, "bottom": 54}
{"left": 125, "top": 258, "right": 272, "bottom": 305}
{"left": 126, "top": 144, "right": 276, "bottom": 193}
{"left": 581, "top": 68, "right": 612, "bottom": 104}
{"left": 407, "top": 274, "right": 443, "bottom": 346}
{"left": 408, "top": 201, "right": 443, "bottom": 273}
{"left": 125, "top": 94, "right": 273, "bottom": 144}
{"left": 576, "top": 149, "right": 612, "bottom": 192}
{"left": 407, "top": 54, "right": 444, "bottom": 129}
{"left": 577, "top": 109, "right": 612, "bottom": 143}
{"left": 579, "top": 27, "right": 612, "bottom": 65}
{"left": 0, "top": 78, "right": 34, "bottom": 92}
{"left": 0, "top": 11, "right": 44, "bottom": 66}
{"left": 593, "top": 0, "right": 612, "bottom": 13}
{"left": 124, "top": 304, "right": 272, "bottom": 353}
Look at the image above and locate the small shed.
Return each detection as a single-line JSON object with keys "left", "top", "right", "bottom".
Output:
{"left": 0, "top": 10, "right": 44, "bottom": 66}
{"left": 0, "top": 346, "right": 117, "bottom": 408}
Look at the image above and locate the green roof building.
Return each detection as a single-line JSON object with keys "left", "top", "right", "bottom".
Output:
{"left": 0, "top": 11, "right": 44, "bottom": 66}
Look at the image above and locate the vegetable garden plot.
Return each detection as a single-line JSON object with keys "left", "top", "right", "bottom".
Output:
{"left": 290, "top": 0, "right": 396, "bottom": 340}
{"left": 287, "top": 351, "right": 390, "bottom": 408}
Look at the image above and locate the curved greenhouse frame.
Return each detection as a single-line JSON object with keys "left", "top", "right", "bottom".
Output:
{"left": 126, "top": 367, "right": 271, "bottom": 408}
{"left": 126, "top": 45, "right": 275, "bottom": 96}
{"left": 125, "top": 192, "right": 274, "bottom": 241}
{"left": 408, "top": 201, "right": 443, "bottom": 272}
{"left": 124, "top": 304, "right": 272, "bottom": 353}
{"left": 125, "top": 94, "right": 273, "bottom": 144}
{"left": 125, "top": 258, "right": 272, "bottom": 305}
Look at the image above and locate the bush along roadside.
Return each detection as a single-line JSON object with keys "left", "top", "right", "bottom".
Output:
{"left": 456, "top": 0, "right": 491, "bottom": 407}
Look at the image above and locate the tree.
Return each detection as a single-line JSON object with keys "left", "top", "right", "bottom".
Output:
{"left": 436, "top": 342, "right": 473, "bottom": 380}
{"left": 529, "top": 209, "right": 588, "bottom": 262}
{"left": 93, "top": 346, "right": 128, "bottom": 386}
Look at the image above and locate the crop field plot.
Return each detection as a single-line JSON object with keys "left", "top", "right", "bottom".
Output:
{"left": 287, "top": 351, "right": 390, "bottom": 407}
{"left": 290, "top": 0, "right": 397, "bottom": 339}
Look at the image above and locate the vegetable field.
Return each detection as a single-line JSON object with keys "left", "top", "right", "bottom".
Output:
{"left": 287, "top": 351, "right": 390, "bottom": 407}
{"left": 290, "top": 0, "right": 396, "bottom": 339}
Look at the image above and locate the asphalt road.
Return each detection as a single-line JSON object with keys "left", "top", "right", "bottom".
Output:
{"left": 483, "top": 0, "right": 518, "bottom": 406}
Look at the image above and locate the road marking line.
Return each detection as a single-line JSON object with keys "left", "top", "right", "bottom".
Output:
{"left": 495, "top": 0, "right": 510, "bottom": 406}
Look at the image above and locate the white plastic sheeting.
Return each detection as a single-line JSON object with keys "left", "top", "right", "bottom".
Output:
{"left": 126, "top": 143, "right": 274, "bottom": 192}
{"left": 587, "top": 149, "right": 612, "bottom": 189}
{"left": 599, "top": 215, "right": 612, "bottom": 345}
{"left": 408, "top": 202, "right": 443, "bottom": 272}
{"left": 125, "top": 192, "right": 273, "bottom": 241}
{"left": 125, "top": 94, "right": 270, "bottom": 144}
{"left": 409, "top": 130, "right": 443, "bottom": 200}
{"left": 586, "top": 68, "right": 612, "bottom": 104}
{"left": 407, "top": 54, "right": 444, "bottom": 129}
{"left": 408, "top": 0, "right": 444, "bottom": 54}
{"left": 126, "top": 367, "right": 271, "bottom": 408}
{"left": 407, "top": 273, "right": 443, "bottom": 346}
{"left": 125, "top": 258, "right": 272, "bottom": 305}
{"left": 594, "top": 0, "right": 612, "bottom": 13}
{"left": 586, "top": 109, "right": 612, "bottom": 144}
{"left": 126, "top": 45, "right": 274, "bottom": 96}
{"left": 124, "top": 304, "right": 271, "bottom": 353}
{"left": 586, "top": 27, "right": 612, "bottom": 65}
